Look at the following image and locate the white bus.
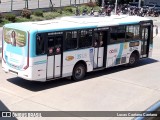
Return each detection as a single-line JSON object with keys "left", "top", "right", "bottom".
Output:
{"left": 2, "top": 15, "right": 154, "bottom": 81}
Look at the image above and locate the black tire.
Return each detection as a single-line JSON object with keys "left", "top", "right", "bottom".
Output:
{"left": 72, "top": 63, "right": 86, "bottom": 81}
{"left": 128, "top": 53, "right": 139, "bottom": 66}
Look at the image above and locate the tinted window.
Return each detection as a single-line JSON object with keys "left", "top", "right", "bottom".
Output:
{"left": 110, "top": 26, "right": 125, "bottom": 43}
{"left": 36, "top": 34, "right": 45, "bottom": 55}
{"left": 64, "top": 31, "right": 78, "bottom": 50}
{"left": 126, "top": 25, "right": 140, "bottom": 40}
{"left": 94, "top": 29, "right": 104, "bottom": 47}
{"left": 47, "top": 32, "right": 63, "bottom": 55}
{"left": 79, "top": 29, "right": 93, "bottom": 48}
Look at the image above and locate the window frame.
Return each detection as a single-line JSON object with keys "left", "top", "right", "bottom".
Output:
{"left": 64, "top": 30, "right": 78, "bottom": 51}
{"left": 109, "top": 25, "right": 126, "bottom": 44}
{"left": 125, "top": 25, "right": 140, "bottom": 42}
{"left": 36, "top": 33, "right": 46, "bottom": 55}
{"left": 78, "top": 29, "right": 93, "bottom": 49}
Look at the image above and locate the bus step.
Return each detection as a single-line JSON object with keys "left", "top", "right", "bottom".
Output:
{"left": 93, "top": 67, "right": 105, "bottom": 72}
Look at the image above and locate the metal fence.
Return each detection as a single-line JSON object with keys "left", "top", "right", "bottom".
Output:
{"left": 0, "top": 0, "right": 95, "bottom": 12}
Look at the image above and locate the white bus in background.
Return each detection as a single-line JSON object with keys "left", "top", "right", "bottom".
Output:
{"left": 2, "top": 15, "right": 154, "bottom": 82}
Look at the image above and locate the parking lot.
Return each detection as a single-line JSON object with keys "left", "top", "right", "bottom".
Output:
{"left": 0, "top": 16, "right": 160, "bottom": 120}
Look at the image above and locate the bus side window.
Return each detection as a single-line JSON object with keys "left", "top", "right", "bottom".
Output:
{"left": 79, "top": 29, "right": 92, "bottom": 48}
{"left": 94, "top": 31, "right": 103, "bottom": 47}
{"left": 55, "top": 36, "right": 62, "bottom": 54}
{"left": 126, "top": 25, "right": 140, "bottom": 41}
{"left": 65, "top": 31, "right": 77, "bottom": 50}
{"left": 117, "top": 26, "right": 125, "bottom": 41}
{"left": 36, "top": 34, "right": 45, "bottom": 55}
{"left": 110, "top": 27, "right": 117, "bottom": 43}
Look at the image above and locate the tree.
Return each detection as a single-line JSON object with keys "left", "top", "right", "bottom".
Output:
{"left": 49, "top": 0, "right": 54, "bottom": 11}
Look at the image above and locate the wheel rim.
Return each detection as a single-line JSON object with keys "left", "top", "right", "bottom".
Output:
{"left": 75, "top": 66, "right": 84, "bottom": 79}
{"left": 130, "top": 56, "right": 135, "bottom": 64}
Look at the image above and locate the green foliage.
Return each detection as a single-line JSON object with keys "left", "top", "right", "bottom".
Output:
{"left": 21, "top": 8, "right": 32, "bottom": 19}
{"left": 63, "top": 7, "right": 73, "bottom": 13}
{"left": 31, "top": 15, "right": 45, "bottom": 21}
{"left": 0, "top": 2, "right": 100, "bottom": 26}
{"left": 78, "top": 5, "right": 91, "bottom": 13}
{"left": 33, "top": 10, "right": 43, "bottom": 17}
{"left": 0, "top": 19, "right": 11, "bottom": 27}
{"left": 57, "top": 9, "right": 63, "bottom": 14}
{"left": 4, "top": 13, "right": 16, "bottom": 22}
{"left": 16, "top": 16, "right": 30, "bottom": 22}
{"left": 43, "top": 12, "right": 61, "bottom": 20}
{"left": 61, "top": 11, "right": 73, "bottom": 16}
{"left": 0, "top": 13, "right": 3, "bottom": 22}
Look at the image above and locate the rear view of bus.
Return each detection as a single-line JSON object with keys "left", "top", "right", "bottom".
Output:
{"left": 2, "top": 25, "right": 30, "bottom": 80}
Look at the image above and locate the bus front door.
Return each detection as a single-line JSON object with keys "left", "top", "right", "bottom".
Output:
{"left": 141, "top": 26, "right": 150, "bottom": 57}
{"left": 47, "top": 34, "right": 62, "bottom": 80}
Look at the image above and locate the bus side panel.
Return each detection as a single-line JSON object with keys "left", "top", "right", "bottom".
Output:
{"left": 148, "top": 44, "right": 153, "bottom": 57}
{"left": 29, "top": 56, "right": 47, "bottom": 81}
{"left": 106, "top": 42, "right": 141, "bottom": 67}
{"left": 62, "top": 48, "right": 94, "bottom": 78}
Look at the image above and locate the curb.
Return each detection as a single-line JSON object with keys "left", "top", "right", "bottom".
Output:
{"left": 134, "top": 101, "right": 160, "bottom": 120}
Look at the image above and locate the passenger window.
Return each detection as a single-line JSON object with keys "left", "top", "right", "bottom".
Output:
{"left": 65, "top": 31, "right": 78, "bottom": 50}
{"left": 79, "top": 29, "right": 92, "bottom": 48}
{"left": 94, "top": 30, "right": 104, "bottom": 47}
{"left": 54, "top": 35, "right": 62, "bottom": 54}
{"left": 126, "top": 25, "right": 140, "bottom": 41}
{"left": 110, "top": 26, "right": 125, "bottom": 43}
{"left": 47, "top": 32, "right": 63, "bottom": 55}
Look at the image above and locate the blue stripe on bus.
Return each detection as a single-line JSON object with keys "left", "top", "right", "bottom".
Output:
{"left": 5, "top": 44, "right": 27, "bottom": 56}
{"left": 36, "top": 26, "right": 97, "bottom": 33}
{"left": 34, "top": 60, "right": 47, "bottom": 65}
{"left": 117, "top": 43, "right": 124, "bottom": 58}
{"left": 119, "top": 21, "right": 139, "bottom": 25}
{"left": 10, "top": 58, "right": 19, "bottom": 62}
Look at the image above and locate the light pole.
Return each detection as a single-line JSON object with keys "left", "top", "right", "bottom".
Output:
{"left": 101, "top": 0, "right": 104, "bottom": 8}
{"left": 38, "top": 0, "right": 39, "bottom": 9}
{"left": 11, "top": 0, "right": 13, "bottom": 11}
{"left": 115, "top": 0, "right": 118, "bottom": 14}
{"left": 138, "top": 0, "right": 141, "bottom": 8}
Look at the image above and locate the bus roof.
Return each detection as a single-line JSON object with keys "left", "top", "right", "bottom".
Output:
{"left": 4, "top": 15, "right": 152, "bottom": 32}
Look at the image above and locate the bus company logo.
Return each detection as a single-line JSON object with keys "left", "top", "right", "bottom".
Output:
{"left": 109, "top": 49, "right": 117, "bottom": 54}
{"left": 65, "top": 56, "right": 74, "bottom": 61}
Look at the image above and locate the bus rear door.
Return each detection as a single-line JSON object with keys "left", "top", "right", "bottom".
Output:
{"left": 46, "top": 32, "right": 63, "bottom": 79}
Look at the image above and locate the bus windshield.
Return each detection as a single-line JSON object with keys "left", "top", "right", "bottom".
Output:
{"left": 4, "top": 27, "right": 26, "bottom": 47}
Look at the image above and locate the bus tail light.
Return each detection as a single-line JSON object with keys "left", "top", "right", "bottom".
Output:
{"left": 23, "top": 31, "right": 30, "bottom": 70}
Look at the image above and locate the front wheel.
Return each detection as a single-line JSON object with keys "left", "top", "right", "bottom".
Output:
{"left": 72, "top": 63, "right": 86, "bottom": 81}
{"left": 128, "top": 53, "right": 139, "bottom": 66}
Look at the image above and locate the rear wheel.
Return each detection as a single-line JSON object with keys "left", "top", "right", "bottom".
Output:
{"left": 128, "top": 53, "right": 139, "bottom": 66}
{"left": 72, "top": 63, "right": 86, "bottom": 81}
